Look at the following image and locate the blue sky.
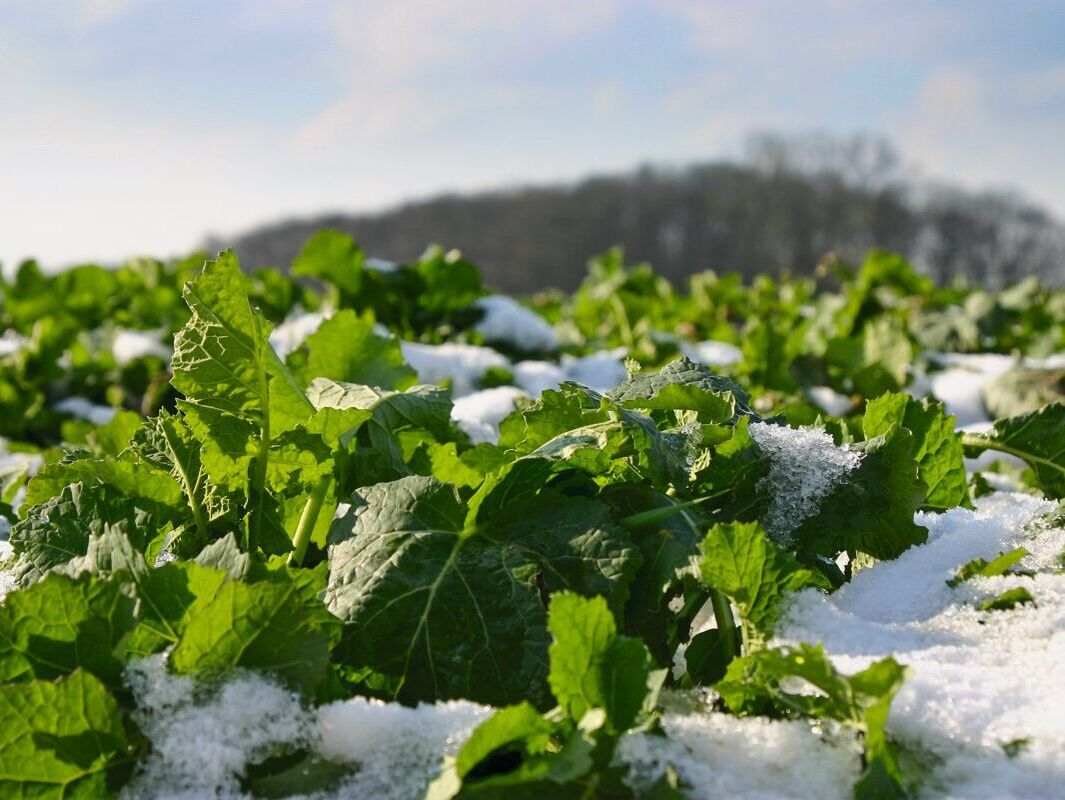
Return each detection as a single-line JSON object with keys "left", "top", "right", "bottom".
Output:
{"left": 2, "top": 0, "right": 1064, "bottom": 266}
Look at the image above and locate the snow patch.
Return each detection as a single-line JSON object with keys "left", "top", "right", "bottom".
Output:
{"left": 618, "top": 710, "right": 861, "bottom": 799}
{"left": 122, "top": 656, "right": 311, "bottom": 800}
{"left": 113, "top": 329, "right": 171, "bottom": 365}
{"left": 54, "top": 396, "right": 116, "bottom": 426}
{"left": 451, "top": 386, "right": 527, "bottom": 444}
{"left": 681, "top": 340, "right": 743, "bottom": 367}
{"left": 315, "top": 696, "right": 490, "bottom": 800}
{"left": 268, "top": 309, "right": 331, "bottom": 359}
{"left": 559, "top": 350, "right": 628, "bottom": 393}
{"left": 512, "top": 360, "right": 568, "bottom": 396}
{"left": 400, "top": 342, "right": 511, "bottom": 398}
{"left": 473, "top": 295, "right": 559, "bottom": 352}
{"left": 807, "top": 386, "right": 853, "bottom": 418}
{"left": 749, "top": 422, "right": 863, "bottom": 543}
{"left": 0, "top": 331, "right": 26, "bottom": 357}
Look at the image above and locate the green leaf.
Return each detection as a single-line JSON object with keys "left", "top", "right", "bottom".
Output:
{"left": 324, "top": 476, "right": 640, "bottom": 706}
{"left": 547, "top": 592, "right": 654, "bottom": 734}
{"left": 173, "top": 250, "right": 312, "bottom": 434}
{"left": 963, "top": 403, "right": 1065, "bottom": 499}
{"left": 298, "top": 310, "right": 416, "bottom": 390}
{"left": 947, "top": 547, "right": 1030, "bottom": 588}
{"left": 792, "top": 424, "right": 927, "bottom": 561}
{"left": 864, "top": 393, "right": 969, "bottom": 511}
{"left": 607, "top": 358, "right": 757, "bottom": 423}
{"left": 123, "top": 561, "right": 229, "bottom": 658}
{"left": 172, "top": 251, "right": 316, "bottom": 551}
{"left": 170, "top": 575, "right": 341, "bottom": 694}
{"left": 132, "top": 410, "right": 233, "bottom": 545}
{"left": 0, "top": 670, "right": 132, "bottom": 798}
{"left": 600, "top": 486, "right": 703, "bottom": 665}
{"left": 699, "top": 520, "right": 824, "bottom": 637}
{"left": 0, "top": 573, "right": 136, "bottom": 686}
{"left": 979, "top": 587, "right": 1035, "bottom": 611}
{"left": 24, "top": 457, "right": 181, "bottom": 513}
{"left": 291, "top": 230, "right": 365, "bottom": 298}
{"left": 11, "top": 482, "right": 161, "bottom": 585}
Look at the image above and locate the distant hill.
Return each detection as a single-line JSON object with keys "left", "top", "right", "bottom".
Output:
{"left": 214, "top": 149, "right": 1065, "bottom": 293}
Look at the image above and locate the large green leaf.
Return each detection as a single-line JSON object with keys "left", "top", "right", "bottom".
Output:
{"left": 792, "top": 424, "right": 927, "bottom": 560}
{"left": 0, "top": 671, "right": 132, "bottom": 799}
{"left": 324, "top": 476, "right": 640, "bottom": 706}
{"left": 699, "top": 520, "right": 824, "bottom": 638}
{"left": 11, "top": 482, "right": 160, "bottom": 585}
{"left": 864, "top": 393, "right": 969, "bottom": 511}
{"left": 169, "top": 574, "right": 341, "bottom": 694}
{"left": 172, "top": 251, "right": 318, "bottom": 551}
{"left": 0, "top": 573, "right": 136, "bottom": 686}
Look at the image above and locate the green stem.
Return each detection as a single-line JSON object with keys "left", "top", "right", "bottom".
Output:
{"left": 709, "top": 588, "right": 740, "bottom": 661}
{"left": 961, "top": 433, "right": 1058, "bottom": 474}
{"left": 288, "top": 476, "right": 332, "bottom": 568}
{"left": 285, "top": 475, "right": 330, "bottom": 570}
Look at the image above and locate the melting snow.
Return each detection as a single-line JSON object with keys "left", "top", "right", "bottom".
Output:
{"left": 451, "top": 386, "right": 527, "bottom": 444}
{"left": 400, "top": 342, "right": 512, "bottom": 398}
{"left": 112, "top": 329, "right": 171, "bottom": 365}
{"left": 473, "top": 295, "right": 559, "bottom": 352}
{"left": 681, "top": 340, "right": 743, "bottom": 367}
{"left": 776, "top": 492, "right": 1065, "bottom": 799}
{"left": 749, "top": 422, "right": 864, "bottom": 543}
{"left": 122, "top": 656, "right": 312, "bottom": 800}
{"left": 53, "top": 396, "right": 117, "bottom": 426}
{"left": 313, "top": 696, "right": 490, "bottom": 799}
{"left": 269, "top": 309, "right": 332, "bottom": 359}
{"left": 619, "top": 710, "right": 862, "bottom": 800}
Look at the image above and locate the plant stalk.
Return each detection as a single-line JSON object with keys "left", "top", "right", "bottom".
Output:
{"left": 288, "top": 476, "right": 332, "bottom": 567}
{"left": 708, "top": 588, "right": 740, "bottom": 661}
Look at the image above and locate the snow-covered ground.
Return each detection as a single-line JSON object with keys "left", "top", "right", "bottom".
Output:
{"left": 776, "top": 492, "right": 1065, "bottom": 800}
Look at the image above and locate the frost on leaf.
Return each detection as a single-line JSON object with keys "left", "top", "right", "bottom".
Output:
{"left": 749, "top": 422, "right": 863, "bottom": 544}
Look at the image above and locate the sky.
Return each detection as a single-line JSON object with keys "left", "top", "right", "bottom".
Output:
{"left": 2, "top": 0, "right": 1064, "bottom": 268}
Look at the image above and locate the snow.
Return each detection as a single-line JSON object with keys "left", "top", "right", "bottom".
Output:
{"left": 112, "top": 329, "right": 171, "bottom": 365}
{"left": 119, "top": 656, "right": 489, "bottom": 800}
{"left": 512, "top": 360, "right": 568, "bottom": 395}
{"left": 559, "top": 349, "right": 628, "bottom": 393}
{"left": 53, "top": 396, "right": 116, "bottom": 426}
{"left": 269, "top": 309, "right": 331, "bottom": 359}
{"left": 749, "top": 422, "right": 864, "bottom": 543}
{"left": 314, "top": 696, "right": 490, "bottom": 800}
{"left": 122, "top": 656, "right": 312, "bottom": 800}
{"left": 776, "top": 492, "right": 1065, "bottom": 800}
{"left": 619, "top": 709, "right": 862, "bottom": 800}
{"left": 473, "top": 295, "right": 559, "bottom": 353}
{"left": 400, "top": 341, "right": 512, "bottom": 398}
{"left": 681, "top": 340, "right": 743, "bottom": 367}
{"left": 807, "top": 385, "right": 853, "bottom": 417}
{"left": 0, "top": 331, "right": 25, "bottom": 357}
{"left": 450, "top": 386, "right": 527, "bottom": 444}
{"left": 925, "top": 353, "right": 1018, "bottom": 427}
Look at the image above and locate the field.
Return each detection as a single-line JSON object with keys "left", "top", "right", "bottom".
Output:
{"left": 0, "top": 232, "right": 1063, "bottom": 799}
